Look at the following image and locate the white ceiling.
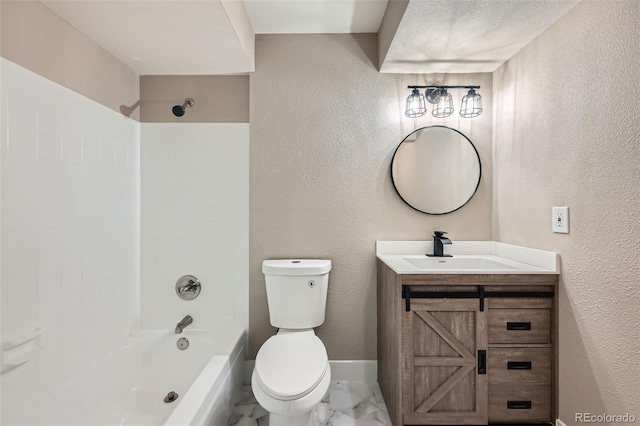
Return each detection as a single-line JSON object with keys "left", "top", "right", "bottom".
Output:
{"left": 40, "top": 0, "right": 254, "bottom": 75}
{"left": 243, "top": 0, "right": 388, "bottom": 34}
{"left": 40, "top": 0, "right": 581, "bottom": 75}
{"left": 381, "top": 0, "right": 581, "bottom": 73}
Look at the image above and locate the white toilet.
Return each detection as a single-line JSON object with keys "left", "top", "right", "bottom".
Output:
{"left": 252, "top": 259, "right": 332, "bottom": 426}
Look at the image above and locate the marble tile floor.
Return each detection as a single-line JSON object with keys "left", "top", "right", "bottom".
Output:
{"left": 228, "top": 381, "right": 393, "bottom": 426}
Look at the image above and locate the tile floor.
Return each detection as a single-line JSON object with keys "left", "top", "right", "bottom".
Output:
{"left": 228, "top": 381, "right": 393, "bottom": 426}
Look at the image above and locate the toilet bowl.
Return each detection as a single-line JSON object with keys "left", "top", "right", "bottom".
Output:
{"left": 252, "top": 330, "right": 330, "bottom": 424}
{"left": 253, "top": 259, "right": 332, "bottom": 425}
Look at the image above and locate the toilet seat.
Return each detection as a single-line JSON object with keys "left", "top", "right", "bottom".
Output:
{"left": 254, "top": 330, "right": 328, "bottom": 401}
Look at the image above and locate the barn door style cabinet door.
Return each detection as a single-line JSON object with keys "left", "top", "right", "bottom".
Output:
{"left": 403, "top": 299, "right": 488, "bottom": 424}
{"left": 377, "top": 261, "right": 558, "bottom": 426}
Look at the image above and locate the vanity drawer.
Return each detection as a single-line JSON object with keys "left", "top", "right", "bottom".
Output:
{"left": 489, "top": 384, "right": 551, "bottom": 423}
{"left": 488, "top": 348, "right": 552, "bottom": 384}
{"left": 488, "top": 309, "right": 551, "bottom": 344}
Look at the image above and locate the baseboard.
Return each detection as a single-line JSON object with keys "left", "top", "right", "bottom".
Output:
{"left": 329, "top": 360, "right": 377, "bottom": 382}
{"left": 556, "top": 419, "right": 568, "bottom": 426}
{"left": 243, "top": 360, "right": 377, "bottom": 385}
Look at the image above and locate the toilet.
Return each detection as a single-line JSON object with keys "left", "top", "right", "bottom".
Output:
{"left": 252, "top": 259, "right": 332, "bottom": 426}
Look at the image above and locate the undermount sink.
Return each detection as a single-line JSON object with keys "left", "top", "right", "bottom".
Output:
{"left": 404, "top": 256, "right": 517, "bottom": 271}
{"left": 376, "top": 241, "right": 559, "bottom": 274}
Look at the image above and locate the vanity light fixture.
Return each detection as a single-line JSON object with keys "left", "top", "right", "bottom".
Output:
{"left": 432, "top": 89, "right": 454, "bottom": 118}
{"left": 405, "top": 88, "right": 427, "bottom": 118}
{"left": 405, "top": 85, "right": 482, "bottom": 118}
{"left": 459, "top": 89, "right": 483, "bottom": 118}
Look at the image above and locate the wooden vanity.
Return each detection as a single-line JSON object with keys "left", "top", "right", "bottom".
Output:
{"left": 377, "top": 261, "right": 558, "bottom": 426}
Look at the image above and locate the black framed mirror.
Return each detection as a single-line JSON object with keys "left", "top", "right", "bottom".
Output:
{"left": 391, "top": 125, "right": 481, "bottom": 215}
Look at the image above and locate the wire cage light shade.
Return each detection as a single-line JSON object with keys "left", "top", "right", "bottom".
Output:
{"left": 432, "top": 89, "right": 454, "bottom": 118}
{"left": 459, "top": 89, "right": 483, "bottom": 118}
{"left": 405, "top": 88, "right": 427, "bottom": 118}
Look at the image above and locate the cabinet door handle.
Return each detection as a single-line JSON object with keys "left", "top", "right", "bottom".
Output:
{"left": 507, "top": 400, "right": 532, "bottom": 409}
{"left": 478, "top": 350, "right": 486, "bottom": 374}
{"left": 507, "top": 321, "right": 531, "bottom": 330}
{"left": 508, "top": 361, "right": 532, "bottom": 370}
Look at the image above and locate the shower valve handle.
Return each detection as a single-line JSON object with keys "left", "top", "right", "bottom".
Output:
{"left": 175, "top": 275, "right": 201, "bottom": 300}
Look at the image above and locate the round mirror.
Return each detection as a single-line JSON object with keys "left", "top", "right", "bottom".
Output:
{"left": 391, "top": 126, "right": 481, "bottom": 215}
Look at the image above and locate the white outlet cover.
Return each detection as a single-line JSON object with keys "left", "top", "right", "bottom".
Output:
{"left": 552, "top": 206, "right": 569, "bottom": 233}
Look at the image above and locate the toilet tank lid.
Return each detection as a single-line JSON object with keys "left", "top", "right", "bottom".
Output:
{"left": 262, "top": 259, "right": 331, "bottom": 276}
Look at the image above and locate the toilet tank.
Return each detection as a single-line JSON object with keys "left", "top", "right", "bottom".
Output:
{"left": 262, "top": 259, "right": 331, "bottom": 329}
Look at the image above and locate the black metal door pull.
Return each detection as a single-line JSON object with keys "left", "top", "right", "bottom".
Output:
{"left": 478, "top": 350, "right": 486, "bottom": 374}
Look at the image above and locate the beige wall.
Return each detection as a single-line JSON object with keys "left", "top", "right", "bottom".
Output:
{"left": 140, "top": 75, "right": 249, "bottom": 123}
{"left": 0, "top": 1, "right": 139, "bottom": 119}
{"left": 492, "top": 0, "right": 640, "bottom": 422}
{"left": 250, "top": 34, "right": 493, "bottom": 359}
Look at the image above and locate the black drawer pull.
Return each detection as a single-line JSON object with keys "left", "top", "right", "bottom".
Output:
{"left": 507, "top": 321, "right": 531, "bottom": 331}
{"left": 508, "top": 361, "right": 532, "bottom": 370}
{"left": 507, "top": 400, "right": 532, "bottom": 410}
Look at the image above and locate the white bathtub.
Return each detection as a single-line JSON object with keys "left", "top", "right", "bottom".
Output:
{"left": 12, "top": 327, "right": 245, "bottom": 426}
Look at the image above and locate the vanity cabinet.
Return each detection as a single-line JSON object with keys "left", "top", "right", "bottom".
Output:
{"left": 377, "top": 261, "right": 558, "bottom": 426}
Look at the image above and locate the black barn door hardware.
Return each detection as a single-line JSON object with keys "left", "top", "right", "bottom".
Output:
{"left": 401, "top": 285, "right": 553, "bottom": 312}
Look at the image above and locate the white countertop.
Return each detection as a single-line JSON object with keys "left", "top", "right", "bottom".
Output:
{"left": 376, "top": 241, "right": 559, "bottom": 274}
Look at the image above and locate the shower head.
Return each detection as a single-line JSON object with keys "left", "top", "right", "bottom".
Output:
{"left": 172, "top": 98, "right": 194, "bottom": 117}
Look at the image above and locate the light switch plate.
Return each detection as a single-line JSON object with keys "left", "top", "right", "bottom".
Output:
{"left": 552, "top": 207, "right": 569, "bottom": 233}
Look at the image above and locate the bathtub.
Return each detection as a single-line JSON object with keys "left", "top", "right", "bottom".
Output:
{"left": 12, "top": 327, "right": 245, "bottom": 426}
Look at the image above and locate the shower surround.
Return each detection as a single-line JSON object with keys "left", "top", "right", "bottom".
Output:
{"left": 0, "top": 61, "right": 251, "bottom": 425}
{"left": 140, "top": 122, "right": 249, "bottom": 332}
{"left": 0, "top": 58, "right": 140, "bottom": 423}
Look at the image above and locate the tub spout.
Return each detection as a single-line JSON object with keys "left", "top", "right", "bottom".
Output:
{"left": 175, "top": 315, "right": 193, "bottom": 334}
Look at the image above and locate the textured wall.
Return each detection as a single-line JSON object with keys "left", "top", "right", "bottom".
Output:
{"left": 0, "top": 1, "right": 139, "bottom": 120}
{"left": 492, "top": 0, "right": 640, "bottom": 422}
{"left": 250, "top": 34, "right": 493, "bottom": 359}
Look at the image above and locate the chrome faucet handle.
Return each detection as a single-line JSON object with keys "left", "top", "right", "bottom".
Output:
{"left": 181, "top": 282, "right": 198, "bottom": 292}
{"left": 175, "top": 275, "right": 201, "bottom": 301}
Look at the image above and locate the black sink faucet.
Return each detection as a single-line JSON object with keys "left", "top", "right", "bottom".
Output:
{"left": 429, "top": 231, "right": 452, "bottom": 257}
